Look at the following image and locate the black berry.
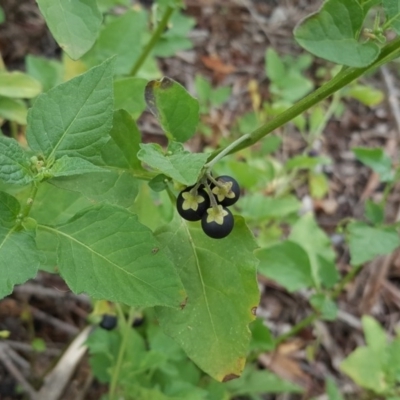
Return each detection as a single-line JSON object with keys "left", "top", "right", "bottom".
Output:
{"left": 99, "top": 314, "right": 117, "bottom": 331}
{"left": 201, "top": 206, "right": 234, "bottom": 239}
{"left": 176, "top": 186, "right": 210, "bottom": 221}
{"left": 211, "top": 176, "right": 240, "bottom": 207}
{"left": 132, "top": 316, "right": 145, "bottom": 328}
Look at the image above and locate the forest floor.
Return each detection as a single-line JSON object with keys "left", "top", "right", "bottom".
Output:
{"left": 1, "top": 0, "right": 400, "bottom": 399}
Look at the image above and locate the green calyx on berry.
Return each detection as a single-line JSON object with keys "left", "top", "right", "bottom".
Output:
{"left": 176, "top": 185, "right": 210, "bottom": 221}
{"left": 201, "top": 205, "right": 234, "bottom": 239}
{"left": 210, "top": 175, "right": 240, "bottom": 207}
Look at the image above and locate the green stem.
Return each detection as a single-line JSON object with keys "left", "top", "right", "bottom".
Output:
{"left": 331, "top": 265, "right": 363, "bottom": 299}
{"left": 109, "top": 304, "right": 136, "bottom": 400}
{"left": 204, "top": 134, "right": 250, "bottom": 169}
{"left": 208, "top": 37, "right": 400, "bottom": 161}
{"left": 16, "top": 183, "right": 39, "bottom": 229}
{"left": 275, "top": 314, "right": 318, "bottom": 345}
{"left": 130, "top": 6, "right": 175, "bottom": 76}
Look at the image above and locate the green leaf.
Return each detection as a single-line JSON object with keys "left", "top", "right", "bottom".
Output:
{"left": 309, "top": 171, "right": 329, "bottom": 199}
{"left": 340, "top": 346, "right": 387, "bottom": 393}
{"left": 365, "top": 199, "right": 384, "bottom": 225}
{"left": 294, "top": 0, "right": 380, "bottom": 67}
{"left": 285, "top": 155, "right": 331, "bottom": 170}
{"left": 26, "top": 59, "right": 114, "bottom": 163}
{"left": 36, "top": 0, "right": 102, "bottom": 60}
{"left": 39, "top": 205, "right": 185, "bottom": 308}
{"left": 0, "top": 136, "right": 34, "bottom": 185}
{"left": 383, "top": 0, "right": 400, "bottom": 34}
{"left": 0, "top": 96, "right": 27, "bottom": 125}
{"left": 249, "top": 318, "right": 275, "bottom": 353}
{"left": 239, "top": 195, "right": 301, "bottom": 220}
{"left": 50, "top": 170, "right": 139, "bottom": 208}
{"left": 49, "top": 156, "right": 106, "bottom": 177}
{"left": 0, "top": 71, "right": 42, "bottom": 98}
{"left": 153, "top": 12, "right": 195, "bottom": 57}
{"left": 114, "top": 77, "right": 147, "bottom": 118}
{"left": 347, "top": 84, "right": 384, "bottom": 106}
{"left": 362, "top": 316, "right": 387, "bottom": 353}
{"left": 145, "top": 77, "right": 200, "bottom": 142}
{"left": 265, "top": 48, "right": 286, "bottom": 82}
{"left": 137, "top": 142, "right": 208, "bottom": 186}
{"left": 0, "top": 192, "right": 20, "bottom": 226}
{"left": 50, "top": 111, "right": 141, "bottom": 209}
{"left": 353, "top": 147, "right": 393, "bottom": 182}
{"left": 326, "top": 378, "right": 344, "bottom": 400}
{"left": 290, "top": 213, "right": 339, "bottom": 288}
{"left": 155, "top": 215, "right": 259, "bottom": 381}
{"left": 310, "top": 294, "right": 338, "bottom": 321}
{"left": 83, "top": 10, "right": 147, "bottom": 75}
{"left": 26, "top": 55, "right": 63, "bottom": 92}
{"left": 30, "top": 183, "right": 92, "bottom": 272}
{"left": 226, "top": 365, "right": 303, "bottom": 396}
{"left": 256, "top": 240, "right": 314, "bottom": 292}
{"left": 0, "top": 227, "right": 40, "bottom": 298}
{"left": 0, "top": 6, "right": 4, "bottom": 24}
{"left": 347, "top": 221, "right": 400, "bottom": 265}
{"left": 109, "top": 110, "right": 143, "bottom": 172}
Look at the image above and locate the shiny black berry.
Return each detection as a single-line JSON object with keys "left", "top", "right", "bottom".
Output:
{"left": 211, "top": 176, "right": 240, "bottom": 207}
{"left": 99, "top": 314, "right": 117, "bottom": 331}
{"left": 176, "top": 186, "right": 210, "bottom": 221}
{"left": 201, "top": 206, "right": 234, "bottom": 239}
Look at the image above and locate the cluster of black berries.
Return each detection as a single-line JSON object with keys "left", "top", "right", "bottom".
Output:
{"left": 176, "top": 175, "right": 240, "bottom": 239}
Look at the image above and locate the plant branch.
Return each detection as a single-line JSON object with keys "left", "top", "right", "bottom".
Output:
{"left": 130, "top": 6, "right": 175, "bottom": 76}
{"left": 109, "top": 304, "right": 136, "bottom": 400}
{"left": 207, "top": 37, "right": 400, "bottom": 161}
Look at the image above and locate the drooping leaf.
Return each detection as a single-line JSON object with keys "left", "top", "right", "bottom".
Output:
{"left": 26, "top": 55, "right": 63, "bottom": 92}
{"left": 26, "top": 59, "right": 114, "bottom": 163}
{"left": 294, "top": 0, "right": 380, "bottom": 67}
{"left": 256, "top": 241, "right": 314, "bottom": 291}
{"left": 0, "top": 227, "right": 41, "bottom": 299}
{"left": 109, "top": 110, "right": 143, "bottom": 172}
{"left": 383, "top": 0, "right": 400, "bottom": 34}
{"left": 353, "top": 147, "right": 393, "bottom": 182}
{"left": 145, "top": 77, "right": 200, "bottom": 142}
{"left": 49, "top": 156, "right": 107, "bottom": 177}
{"left": 0, "top": 136, "right": 34, "bottom": 185}
{"left": 0, "top": 191, "right": 20, "bottom": 226}
{"left": 0, "top": 96, "right": 27, "bottom": 125}
{"left": 114, "top": 77, "right": 147, "bottom": 118}
{"left": 39, "top": 205, "right": 185, "bottom": 308}
{"left": 0, "top": 71, "right": 42, "bottom": 98}
{"left": 347, "top": 221, "right": 400, "bottom": 265}
{"left": 137, "top": 142, "right": 208, "bottom": 186}
{"left": 83, "top": 10, "right": 147, "bottom": 75}
{"left": 155, "top": 215, "right": 259, "bottom": 381}
{"left": 290, "top": 213, "right": 339, "bottom": 289}
{"left": 36, "top": 0, "right": 102, "bottom": 60}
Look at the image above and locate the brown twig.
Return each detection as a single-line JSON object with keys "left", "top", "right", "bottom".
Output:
{"left": 0, "top": 343, "right": 38, "bottom": 400}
